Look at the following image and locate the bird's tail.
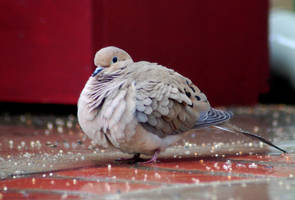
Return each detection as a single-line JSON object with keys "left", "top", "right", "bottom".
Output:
{"left": 212, "top": 123, "right": 287, "bottom": 154}
{"left": 194, "top": 108, "right": 233, "bottom": 129}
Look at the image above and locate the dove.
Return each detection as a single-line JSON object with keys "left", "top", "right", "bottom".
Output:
{"left": 77, "top": 46, "right": 286, "bottom": 163}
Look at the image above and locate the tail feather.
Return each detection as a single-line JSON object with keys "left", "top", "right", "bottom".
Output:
{"left": 194, "top": 108, "right": 232, "bottom": 129}
{"left": 195, "top": 108, "right": 287, "bottom": 154}
{"left": 213, "top": 124, "right": 287, "bottom": 154}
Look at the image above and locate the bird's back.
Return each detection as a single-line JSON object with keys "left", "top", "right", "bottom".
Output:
{"left": 123, "top": 61, "right": 211, "bottom": 137}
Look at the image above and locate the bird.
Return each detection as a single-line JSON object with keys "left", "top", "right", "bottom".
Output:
{"left": 77, "top": 46, "right": 286, "bottom": 163}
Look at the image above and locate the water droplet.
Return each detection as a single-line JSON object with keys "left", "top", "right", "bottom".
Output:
{"left": 61, "top": 193, "right": 68, "bottom": 199}
{"left": 192, "top": 178, "right": 199, "bottom": 184}
{"left": 20, "top": 141, "right": 26, "bottom": 147}
{"left": 253, "top": 126, "right": 259, "bottom": 133}
{"left": 30, "top": 141, "right": 35, "bottom": 148}
{"left": 56, "top": 118, "right": 65, "bottom": 126}
{"left": 8, "top": 140, "right": 13, "bottom": 148}
{"left": 125, "top": 182, "right": 130, "bottom": 191}
{"left": 213, "top": 163, "right": 220, "bottom": 169}
{"left": 241, "top": 182, "right": 247, "bottom": 187}
{"left": 66, "top": 121, "right": 73, "bottom": 128}
{"left": 154, "top": 172, "right": 161, "bottom": 179}
{"left": 248, "top": 163, "right": 258, "bottom": 168}
{"left": 236, "top": 163, "right": 246, "bottom": 168}
{"left": 105, "top": 183, "right": 111, "bottom": 192}
{"left": 47, "top": 122, "right": 53, "bottom": 130}
{"left": 45, "top": 129, "right": 50, "bottom": 135}
{"left": 143, "top": 174, "right": 148, "bottom": 182}
{"left": 57, "top": 126, "right": 63, "bottom": 133}
{"left": 20, "top": 115, "right": 26, "bottom": 122}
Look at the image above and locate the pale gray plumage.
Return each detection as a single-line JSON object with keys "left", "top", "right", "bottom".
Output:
{"left": 77, "top": 46, "right": 232, "bottom": 161}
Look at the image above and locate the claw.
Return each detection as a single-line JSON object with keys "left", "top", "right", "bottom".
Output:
{"left": 140, "top": 150, "right": 160, "bottom": 164}
{"left": 116, "top": 150, "right": 160, "bottom": 164}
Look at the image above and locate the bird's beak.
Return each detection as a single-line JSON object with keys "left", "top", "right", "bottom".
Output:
{"left": 91, "top": 66, "right": 104, "bottom": 77}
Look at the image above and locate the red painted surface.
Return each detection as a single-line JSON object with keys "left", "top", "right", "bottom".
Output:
{"left": 56, "top": 165, "right": 244, "bottom": 184}
{"left": 0, "top": 0, "right": 93, "bottom": 104}
{"left": 0, "top": 177, "right": 156, "bottom": 195}
{"left": 0, "top": 0, "right": 269, "bottom": 106}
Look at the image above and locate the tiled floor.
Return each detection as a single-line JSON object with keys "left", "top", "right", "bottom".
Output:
{"left": 0, "top": 105, "right": 295, "bottom": 199}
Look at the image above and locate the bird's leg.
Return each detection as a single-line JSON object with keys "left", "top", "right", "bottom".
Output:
{"left": 131, "top": 153, "right": 141, "bottom": 161}
{"left": 140, "top": 149, "right": 160, "bottom": 164}
{"left": 116, "top": 153, "right": 143, "bottom": 163}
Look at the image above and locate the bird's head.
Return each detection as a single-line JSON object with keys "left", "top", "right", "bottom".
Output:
{"left": 92, "top": 46, "right": 133, "bottom": 76}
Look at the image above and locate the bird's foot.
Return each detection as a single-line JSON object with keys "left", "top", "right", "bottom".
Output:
{"left": 139, "top": 150, "right": 160, "bottom": 164}
{"left": 116, "top": 150, "right": 160, "bottom": 164}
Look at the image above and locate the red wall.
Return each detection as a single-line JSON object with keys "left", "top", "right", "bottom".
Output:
{"left": 0, "top": 0, "right": 269, "bottom": 106}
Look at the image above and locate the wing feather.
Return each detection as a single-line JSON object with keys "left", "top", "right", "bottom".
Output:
{"left": 130, "top": 62, "right": 211, "bottom": 137}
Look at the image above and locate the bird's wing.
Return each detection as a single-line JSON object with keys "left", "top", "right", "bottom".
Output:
{"left": 131, "top": 62, "right": 211, "bottom": 137}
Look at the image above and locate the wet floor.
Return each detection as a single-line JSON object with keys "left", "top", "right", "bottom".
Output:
{"left": 0, "top": 105, "right": 295, "bottom": 199}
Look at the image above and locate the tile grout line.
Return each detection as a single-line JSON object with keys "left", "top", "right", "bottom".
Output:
{"left": 228, "top": 158, "right": 295, "bottom": 168}
{"left": 131, "top": 165, "right": 280, "bottom": 179}
{"left": 52, "top": 175, "right": 171, "bottom": 186}
{"left": 0, "top": 174, "right": 170, "bottom": 187}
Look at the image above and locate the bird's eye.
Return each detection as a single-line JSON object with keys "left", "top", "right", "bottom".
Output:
{"left": 112, "top": 56, "right": 118, "bottom": 63}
